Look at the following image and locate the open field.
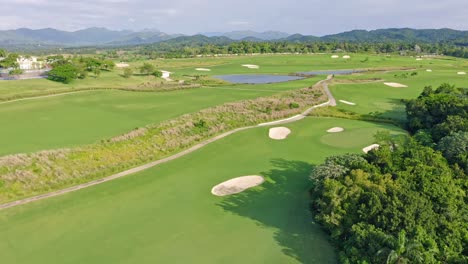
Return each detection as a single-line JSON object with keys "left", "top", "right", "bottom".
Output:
{"left": 0, "top": 53, "right": 466, "bottom": 263}
{"left": 0, "top": 117, "right": 405, "bottom": 264}
{"left": 0, "top": 76, "right": 322, "bottom": 155}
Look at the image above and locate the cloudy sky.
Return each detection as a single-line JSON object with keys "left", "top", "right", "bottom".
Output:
{"left": 0, "top": 0, "right": 467, "bottom": 35}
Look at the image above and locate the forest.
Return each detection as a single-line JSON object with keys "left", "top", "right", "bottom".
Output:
{"left": 309, "top": 84, "right": 468, "bottom": 263}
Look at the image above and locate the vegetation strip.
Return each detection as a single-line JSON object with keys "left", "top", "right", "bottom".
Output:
{"left": 0, "top": 76, "right": 333, "bottom": 209}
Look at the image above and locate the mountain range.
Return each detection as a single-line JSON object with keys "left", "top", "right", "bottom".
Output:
{"left": 0, "top": 28, "right": 467, "bottom": 48}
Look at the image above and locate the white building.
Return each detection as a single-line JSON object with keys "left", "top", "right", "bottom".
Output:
{"left": 17, "top": 56, "right": 44, "bottom": 70}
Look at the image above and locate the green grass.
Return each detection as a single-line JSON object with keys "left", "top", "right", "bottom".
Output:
{"left": 330, "top": 66, "right": 468, "bottom": 120}
{"left": 0, "top": 117, "right": 405, "bottom": 264}
{"left": 0, "top": 76, "right": 322, "bottom": 156}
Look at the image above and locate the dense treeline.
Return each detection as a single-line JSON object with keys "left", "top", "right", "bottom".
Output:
{"left": 129, "top": 41, "right": 468, "bottom": 59}
{"left": 47, "top": 55, "right": 115, "bottom": 83}
{"left": 310, "top": 84, "right": 467, "bottom": 263}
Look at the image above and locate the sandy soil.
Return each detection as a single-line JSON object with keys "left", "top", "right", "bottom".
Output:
{"left": 211, "top": 175, "right": 265, "bottom": 196}
{"left": 327, "top": 127, "right": 344, "bottom": 133}
{"left": 242, "top": 64, "right": 260, "bottom": 69}
{"left": 457, "top": 72, "right": 466, "bottom": 75}
{"left": 339, "top": 100, "right": 356, "bottom": 105}
{"left": 342, "top": 55, "right": 351, "bottom": 59}
{"left": 363, "top": 144, "right": 380, "bottom": 153}
{"left": 269, "top": 127, "right": 291, "bottom": 140}
{"left": 331, "top": 55, "right": 339, "bottom": 58}
{"left": 384, "top": 82, "right": 408, "bottom": 88}
{"left": 195, "top": 68, "right": 211, "bottom": 71}
{"left": 116, "top": 63, "right": 129, "bottom": 68}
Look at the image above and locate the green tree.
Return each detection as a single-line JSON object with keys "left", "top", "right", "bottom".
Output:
{"left": 139, "top": 62, "right": 155, "bottom": 75}
{"left": 47, "top": 63, "right": 81, "bottom": 84}
{"left": 122, "top": 67, "right": 133, "bottom": 78}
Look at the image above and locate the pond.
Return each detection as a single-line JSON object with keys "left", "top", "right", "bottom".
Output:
{"left": 214, "top": 74, "right": 304, "bottom": 84}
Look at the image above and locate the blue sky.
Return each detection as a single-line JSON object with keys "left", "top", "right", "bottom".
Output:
{"left": 0, "top": 0, "right": 467, "bottom": 35}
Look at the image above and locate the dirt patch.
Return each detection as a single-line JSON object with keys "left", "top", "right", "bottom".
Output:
{"left": 339, "top": 100, "right": 356, "bottom": 105}
{"left": 269, "top": 127, "right": 291, "bottom": 140}
{"left": 384, "top": 82, "right": 408, "bottom": 88}
{"left": 363, "top": 144, "right": 380, "bottom": 153}
{"left": 211, "top": 175, "right": 264, "bottom": 196}
{"left": 327, "top": 127, "right": 344, "bottom": 133}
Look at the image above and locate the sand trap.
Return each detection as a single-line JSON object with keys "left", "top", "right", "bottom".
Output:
{"left": 426, "top": 69, "right": 432, "bottom": 72}
{"left": 457, "top": 72, "right": 466, "bottom": 75}
{"left": 363, "top": 144, "right": 380, "bottom": 153}
{"left": 342, "top": 55, "right": 351, "bottom": 59}
{"left": 327, "top": 127, "right": 344, "bottom": 133}
{"left": 195, "top": 68, "right": 211, "bottom": 71}
{"left": 269, "top": 127, "right": 291, "bottom": 140}
{"left": 339, "top": 100, "right": 356, "bottom": 105}
{"left": 161, "top": 70, "right": 172, "bottom": 81}
{"left": 416, "top": 58, "right": 423, "bottom": 61}
{"left": 331, "top": 55, "right": 339, "bottom": 59}
{"left": 242, "top": 64, "right": 260, "bottom": 69}
{"left": 384, "top": 82, "right": 408, "bottom": 88}
{"left": 211, "top": 175, "right": 265, "bottom": 196}
{"left": 116, "top": 63, "right": 129, "bottom": 68}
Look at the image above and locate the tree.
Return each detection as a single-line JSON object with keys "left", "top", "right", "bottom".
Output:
{"left": 122, "top": 67, "right": 133, "bottom": 78}
{"left": 139, "top": 62, "right": 155, "bottom": 75}
{"left": 152, "top": 70, "right": 162, "bottom": 77}
{"left": 438, "top": 131, "right": 468, "bottom": 172}
{"left": 8, "top": 68, "right": 23, "bottom": 78}
{"left": 378, "top": 230, "right": 423, "bottom": 264}
{"left": 0, "top": 49, "right": 6, "bottom": 58}
{"left": 47, "top": 63, "right": 81, "bottom": 83}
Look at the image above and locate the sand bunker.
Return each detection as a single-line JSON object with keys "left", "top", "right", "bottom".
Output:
{"left": 116, "top": 63, "right": 129, "bottom": 68}
{"left": 327, "top": 127, "right": 344, "bottom": 133}
{"left": 211, "top": 175, "right": 265, "bottom": 196}
{"left": 242, "top": 64, "right": 260, "bottom": 69}
{"left": 457, "top": 72, "right": 466, "bottom": 75}
{"left": 416, "top": 58, "right": 423, "bottom": 61}
{"left": 426, "top": 69, "right": 432, "bottom": 72}
{"left": 269, "top": 127, "right": 291, "bottom": 140}
{"left": 339, "top": 100, "right": 356, "bottom": 105}
{"left": 342, "top": 55, "right": 351, "bottom": 59}
{"left": 331, "top": 55, "right": 339, "bottom": 59}
{"left": 195, "top": 68, "right": 211, "bottom": 71}
{"left": 161, "top": 70, "right": 172, "bottom": 81}
{"left": 384, "top": 82, "right": 408, "bottom": 88}
{"left": 363, "top": 144, "right": 380, "bottom": 153}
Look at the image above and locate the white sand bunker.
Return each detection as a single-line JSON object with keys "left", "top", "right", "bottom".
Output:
{"left": 457, "top": 72, "right": 466, "bottom": 75}
{"left": 426, "top": 69, "right": 432, "bottom": 72}
{"left": 269, "top": 127, "right": 291, "bottom": 140}
{"left": 416, "top": 58, "right": 423, "bottom": 61}
{"left": 242, "top": 64, "right": 260, "bottom": 69}
{"left": 211, "top": 175, "right": 265, "bottom": 196}
{"left": 363, "top": 144, "right": 380, "bottom": 153}
{"left": 195, "top": 68, "right": 211, "bottom": 71}
{"left": 339, "top": 100, "right": 356, "bottom": 105}
{"left": 327, "top": 127, "right": 344, "bottom": 133}
{"left": 384, "top": 82, "right": 408, "bottom": 88}
{"left": 161, "top": 70, "right": 172, "bottom": 81}
{"left": 342, "top": 55, "right": 351, "bottom": 59}
{"left": 116, "top": 63, "right": 129, "bottom": 68}
{"left": 331, "top": 55, "right": 339, "bottom": 59}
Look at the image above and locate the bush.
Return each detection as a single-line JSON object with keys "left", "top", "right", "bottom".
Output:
{"left": 289, "top": 102, "right": 300, "bottom": 109}
{"left": 152, "top": 70, "right": 162, "bottom": 78}
{"left": 123, "top": 68, "right": 133, "bottom": 78}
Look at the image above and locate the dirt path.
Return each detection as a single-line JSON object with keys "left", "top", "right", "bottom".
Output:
{"left": 0, "top": 75, "right": 335, "bottom": 210}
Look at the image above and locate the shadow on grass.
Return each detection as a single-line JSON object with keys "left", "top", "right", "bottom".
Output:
{"left": 217, "top": 158, "right": 337, "bottom": 264}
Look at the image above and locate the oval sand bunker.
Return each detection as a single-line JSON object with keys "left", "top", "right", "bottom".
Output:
{"left": 269, "top": 127, "right": 291, "bottom": 140}
{"left": 363, "top": 144, "right": 380, "bottom": 153}
{"left": 327, "top": 127, "right": 344, "bottom": 133}
{"left": 211, "top": 175, "right": 265, "bottom": 196}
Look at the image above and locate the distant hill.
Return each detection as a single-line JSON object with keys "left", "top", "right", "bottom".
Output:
{"left": 321, "top": 28, "right": 468, "bottom": 43}
{"left": 0, "top": 27, "right": 467, "bottom": 48}
{"left": 200, "top": 30, "right": 290, "bottom": 40}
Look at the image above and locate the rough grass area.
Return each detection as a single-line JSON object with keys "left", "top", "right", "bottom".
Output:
{"left": 0, "top": 82, "right": 327, "bottom": 203}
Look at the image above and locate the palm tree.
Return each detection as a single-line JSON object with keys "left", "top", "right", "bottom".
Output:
{"left": 378, "top": 230, "right": 423, "bottom": 264}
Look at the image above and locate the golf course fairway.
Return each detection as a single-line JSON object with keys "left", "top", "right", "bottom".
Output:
{"left": 0, "top": 117, "right": 405, "bottom": 263}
